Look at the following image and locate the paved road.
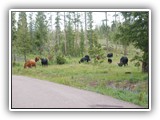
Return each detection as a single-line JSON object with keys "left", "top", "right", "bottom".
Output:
{"left": 12, "top": 75, "right": 143, "bottom": 109}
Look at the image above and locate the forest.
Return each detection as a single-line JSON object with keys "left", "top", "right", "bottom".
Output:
{"left": 11, "top": 10, "right": 150, "bottom": 107}
{"left": 11, "top": 11, "right": 149, "bottom": 72}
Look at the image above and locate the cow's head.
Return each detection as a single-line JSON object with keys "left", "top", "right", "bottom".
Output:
{"left": 118, "top": 63, "right": 123, "bottom": 67}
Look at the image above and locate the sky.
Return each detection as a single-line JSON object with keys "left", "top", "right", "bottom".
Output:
{"left": 93, "top": 12, "right": 122, "bottom": 26}
{"left": 15, "top": 11, "right": 123, "bottom": 30}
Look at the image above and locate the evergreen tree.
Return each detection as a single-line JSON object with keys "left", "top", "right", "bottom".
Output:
{"left": 80, "top": 23, "right": 85, "bottom": 56}
{"left": 108, "top": 22, "right": 121, "bottom": 53}
{"left": 17, "top": 12, "right": 30, "bottom": 61}
{"left": 130, "top": 12, "right": 149, "bottom": 72}
{"left": 73, "top": 12, "right": 81, "bottom": 56}
{"left": 84, "top": 12, "right": 88, "bottom": 47}
{"left": 113, "top": 11, "right": 149, "bottom": 72}
{"left": 109, "top": 12, "right": 119, "bottom": 53}
{"left": 105, "top": 12, "right": 109, "bottom": 51}
{"left": 99, "top": 20, "right": 107, "bottom": 40}
{"left": 55, "top": 12, "right": 61, "bottom": 54}
{"left": 120, "top": 12, "right": 132, "bottom": 55}
{"left": 66, "top": 12, "right": 75, "bottom": 56}
{"left": 46, "top": 12, "right": 54, "bottom": 61}
{"left": 35, "top": 12, "right": 48, "bottom": 55}
{"left": 63, "top": 12, "right": 67, "bottom": 55}
{"left": 87, "top": 12, "right": 94, "bottom": 49}
{"left": 11, "top": 12, "right": 17, "bottom": 64}
{"left": 29, "top": 12, "right": 35, "bottom": 53}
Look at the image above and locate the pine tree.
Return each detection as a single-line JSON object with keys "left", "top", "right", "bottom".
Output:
{"left": 120, "top": 12, "right": 132, "bottom": 55}
{"left": 17, "top": 12, "right": 30, "bottom": 61}
{"left": 113, "top": 11, "right": 149, "bottom": 72}
{"left": 63, "top": 12, "right": 67, "bottom": 55}
{"left": 105, "top": 12, "right": 109, "bottom": 51}
{"left": 100, "top": 20, "right": 106, "bottom": 39}
{"left": 46, "top": 12, "right": 54, "bottom": 61}
{"left": 87, "top": 12, "right": 98, "bottom": 51}
{"left": 66, "top": 12, "right": 75, "bottom": 56}
{"left": 29, "top": 12, "right": 35, "bottom": 53}
{"left": 84, "top": 12, "right": 88, "bottom": 47}
{"left": 35, "top": 12, "right": 48, "bottom": 55}
{"left": 73, "top": 12, "right": 81, "bottom": 56}
{"left": 80, "top": 23, "right": 85, "bottom": 56}
{"left": 55, "top": 12, "right": 61, "bottom": 54}
{"left": 11, "top": 12, "right": 17, "bottom": 64}
{"left": 87, "top": 12, "right": 94, "bottom": 50}
{"left": 130, "top": 12, "right": 149, "bottom": 72}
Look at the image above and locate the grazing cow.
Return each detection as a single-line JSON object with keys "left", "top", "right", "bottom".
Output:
{"left": 107, "top": 53, "right": 113, "bottom": 58}
{"left": 24, "top": 57, "right": 39, "bottom": 68}
{"left": 79, "top": 55, "right": 91, "bottom": 63}
{"left": 108, "top": 58, "right": 112, "bottom": 64}
{"left": 118, "top": 56, "right": 128, "bottom": 67}
{"left": 41, "top": 58, "right": 48, "bottom": 66}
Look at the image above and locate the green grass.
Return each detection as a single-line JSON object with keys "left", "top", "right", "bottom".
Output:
{"left": 12, "top": 57, "right": 149, "bottom": 107}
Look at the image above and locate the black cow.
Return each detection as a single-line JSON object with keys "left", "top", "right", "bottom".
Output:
{"left": 108, "top": 58, "right": 112, "bottom": 64}
{"left": 118, "top": 56, "right": 128, "bottom": 67}
{"left": 79, "top": 55, "right": 91, "bottom": 63}
{"left": 107, "top": 53, "right": 113, "bottom": 58}
{"left": 41, "top": 58, "right": 48, "bottom": 66}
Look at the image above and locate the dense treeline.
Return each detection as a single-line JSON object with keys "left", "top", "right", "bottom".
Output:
{"left": 11, "top": 11, "right": 149, "bottom": 72}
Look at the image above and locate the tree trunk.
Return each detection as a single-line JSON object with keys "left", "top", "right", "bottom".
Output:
{"left": 123, "top": 45, "right": 128, "bottom": 56}
{"left": 105, "top": 12, "right": 108, "bottom": 52}
{"left": 64, "top": 12, "right": 67, "bottom": 55}
{"left": 142, "top": 61, "right": 149, "bottom": 73}
{"left": 12, "top": 54, "right": 16, "bottom": 66}
{"left": 84, "top": 12, "right": 87, "bottom": 47}
{"left": 24, "top": 53, "right": 27, "bottom": 62}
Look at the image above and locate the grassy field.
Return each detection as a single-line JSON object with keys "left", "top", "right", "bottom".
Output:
{"left": 12, "top": 54, "right": 149, "bottom": 107}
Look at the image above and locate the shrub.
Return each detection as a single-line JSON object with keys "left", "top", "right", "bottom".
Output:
{"left": 12, "top": 62, "right": 21, "bottom": 67}
{"left": 56, "top": 55, "right": 66, "bottom": 65}
{"left": 88, "top": 44, "right": 105, "bottom": 64}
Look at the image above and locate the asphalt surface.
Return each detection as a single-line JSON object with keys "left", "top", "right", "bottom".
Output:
{"left": 11, "top": 75, "right": 143, "bottom": 109}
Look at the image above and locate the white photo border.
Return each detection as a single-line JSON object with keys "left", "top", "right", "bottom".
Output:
{"left": 9, "top": 9, "right": 151, "bottom": 111}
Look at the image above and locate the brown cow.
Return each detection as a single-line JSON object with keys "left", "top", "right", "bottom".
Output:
{"left": 24, "top": 57, "right": 40, "bottom": 68}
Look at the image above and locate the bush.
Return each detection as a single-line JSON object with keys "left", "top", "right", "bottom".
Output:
{"left": 12, "top": 62, "right": 21, "bottom": 67}
{"left": 56, "top": 55, "right": 66, "bottom": 65}
{"left": 88, "top": 44, "right": 105, "bottom": 64}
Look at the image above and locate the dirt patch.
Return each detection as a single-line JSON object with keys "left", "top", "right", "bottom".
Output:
{"left": 89, "top": 81, "right": 98, "bottom": 87}
{"left": 106, "top": 80, "right": 145, "bottom": 92}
